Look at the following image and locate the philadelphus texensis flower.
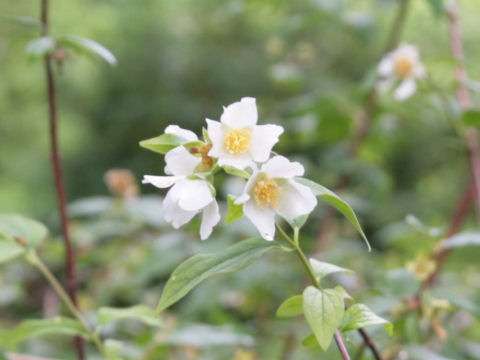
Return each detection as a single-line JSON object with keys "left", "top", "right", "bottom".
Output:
{"left": 207, "top": 97, "right": 284, "bottom": 170}
{"left": 142, "top": 146, "right": 220, "bottom": 240}
{"left": 235, "top": 156, "right": 317, "bottom": 240}
{"left": 378, "top": 44, "right": 426, "bottom": 101}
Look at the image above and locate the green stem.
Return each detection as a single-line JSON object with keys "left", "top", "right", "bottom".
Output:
{"left": 25, "top": 250, "right": 106, "bottom": 356}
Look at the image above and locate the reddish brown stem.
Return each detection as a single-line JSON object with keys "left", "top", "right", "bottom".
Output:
{"left": 358, "top": 328, "right": 383, "bottom": 360}
{"left": 41, "top": 0, "right": 84, "bottom": 358}
{"left": 334, "top": 331, "right": 351, "bottom": 360}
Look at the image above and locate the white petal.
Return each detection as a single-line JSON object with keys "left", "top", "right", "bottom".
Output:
{"left": 378, "top": 57, "right": 394, "bottom": 77}
{"left": 220, "top": 97, "right": 258, "bottom": 128}
{"left": 243, "top": 200, "right": 276, "bottom": 241}
{"left": 394, "top": 78, "right": 417, "bottom": 101}
{"left": 165, "top": 146, "right": 201, "bottom": 176}
{"left": 200, "top": 200, "right": 220, "bottom": 240}
{"left": 165, "top": 124, "right": 198, "bottom": 142}
{"left": 169, "top": 179, "right": 214, "bottom": 211}
{"left": 396, "top": 44, "right": 419, "bottom": 60}
{"left": 377, "top": 78, "right": 395, "bottom": 94}
{"left": 261, "top": 156, "right": 304, "bottom": 179}
{"left": 413, "top": 63, "right": 426, "bottom": 78}
{"left": 142, "top": 175, "right": 181, "bottom": 188}
{"left": 249, "top": 124, "right": 284, "bottom": 163}
{"left": 276, "top": 180, "right": 317, "bottom": 221}
{"left": 163, "top": 190, "right": 198, "bottom": 228}
{"left": 206, "top": 119, "right": 224, "bottom": 158}
{"left": 234, "top": 170, "right": 258, "bottom": 205}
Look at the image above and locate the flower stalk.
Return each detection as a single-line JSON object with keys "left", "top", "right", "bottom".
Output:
{"left": 40, "top": 0, "right": 83, "bottom": 357}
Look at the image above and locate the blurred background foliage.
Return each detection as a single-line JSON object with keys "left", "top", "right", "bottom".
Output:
{"left": 1, "top": 0, "right": 480, "bottom": 359}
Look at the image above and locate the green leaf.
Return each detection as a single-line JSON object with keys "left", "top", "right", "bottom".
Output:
{"left": 288, "top": 215, "right": 308, "bottom": 230}
{"left": 1, "top": 317, "right": 88, "bottom": 349}
{"left": 0, "top": 240, "right": 24, "bottom": 264}
{"left": 296, "top": 178, "right": 371, "bottom": 251}
{"left": 0, "top": 214, "right": 48, "bottom": 249}
{"left": 1, "top": 15, "right": 43, "bottom": 29}
{"left": 309, "top": 258, "right": 353, "bottom": 281}
{"left": 59, "top": 35, "right": 117, "bottom": 65}
{"left": 97, "top": 305, "right": 162, "bottom": 328}
{"left": 202, "top": 127, "right": 211, "bottom": 143}
{"left": 334, "top": 286, "right": 353, "bottom": 301}
{"left": 25, "top": 37, "right": 55, "bottom": 61}
{"left": 226, "top": 196, "right": 244, "bottom": 224}
{"left": 301, "top": 333, "right": 319, "bottom": 347}
{"left": 223, "top": 166, "right": 250, "bottom": 179}
{"left": 139, "top": 133, "right": 185, "bottom": 154}
{"left": 302, "top": 286, "right": 345, "bottom": 351}
{"left": 461, "top": 109, "right": 480, "bottom": 127}
{"left": 276, "top": 295, "right": 303, "bottom": 317}
{"left": 104, "top": 339, "right": 124, "bottom": 360}
{"left": 341, "top": 304, "right": 393, "bottom": 335}
{"left": 157, "top": 238, "right": 281, "bottom": 312}
{"left": 441, "top": 231, "right": 480, "bottom": 249}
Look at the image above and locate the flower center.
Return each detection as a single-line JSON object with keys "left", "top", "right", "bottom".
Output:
{"left": 224, "top": 129, "right": 251, "bottom": 154}
{"left": 394, "top": 57, "right": 413, "bottom": 77}
{"left": 253, "top": 177, "right": 282, "bottom": 208}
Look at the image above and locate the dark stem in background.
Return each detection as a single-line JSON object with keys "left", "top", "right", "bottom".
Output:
{"left": 447, "top": 0, "right": 480, "bottom": 224}
{"left": 40, "top": 0, "right": 84, "bottom": 358}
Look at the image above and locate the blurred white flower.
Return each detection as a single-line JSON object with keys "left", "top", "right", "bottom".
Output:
{"left": 377, "top": 44, "right": 426, "bottom": 101}
{"left": 207, "top": 97, "right": 283, "bottom": 170}
{"left": 142, "top": 146, "right": 220, "bottom": 240}
{"left": 164, "top": 124, "right": 199, "bottom": 143}
{"left": 235, "top": 156, "right": 317, "bottom": 240}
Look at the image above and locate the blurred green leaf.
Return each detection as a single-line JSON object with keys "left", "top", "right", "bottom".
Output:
{"left": 276, "top": 295, "right": 303, "bottom": 317}
{"left": 97, "top": 305, "right": 162, "bottom": 328}
{"left": 309, "top": 258, "right": 353, "bottom": 281}
{"left": 441, "top": 231, "right": 480, "bottom": 249}
{"left": 426, "top": 0, "right": 445, "bottom": 16}
{"left": 302, "top": 286, "right": 344, "bottom": 351}
{"left": 25, "top": 37, "right": 55, "bottom": 61}
{"left": 341, "top": 303, "right": 393, "bottom": 335}
{"left": 139, "top": 133, "right": 185, "bottom": 154}
{"left": 104, "top": 339, "right": 124, "bottom": 360}
{"left": 1, "top": 317, "right": 88, "bottom": 349}
{"left": 157, "top": 238, "right": 281, "bottom": 312}
{"left": 335, "top": 286, "right": 353, "bottom": 301}
{"left": 226, "top": 195, "right": 244, "bottom": 224}
{"left": 1, "top": 15, "right": 43, "bottom": 29}
{"left": 59, "top": 35, "right": 117, "bottom": 65}
{"left": 461, "top": 109, "right": 480, "bottom": 127}
{"left": 0, "top": 240, "right": 23, "bottom": 264}
{"left": 296, "top": 178, "right": 371, "bottom": 251}
{"left": 0, "top": 214, "right": 47, "bottom": 249}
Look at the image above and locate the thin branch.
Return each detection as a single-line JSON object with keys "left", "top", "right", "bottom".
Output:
{"left": 40, "top": 0, "right": 84, "bottom": 358}
{"left": 358, "top": 328, "right": 383, "bottom": 360}
{"left": 334, "top": 331, "right": 352, "bottom": 360}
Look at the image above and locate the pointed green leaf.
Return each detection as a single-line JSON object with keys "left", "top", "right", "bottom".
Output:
{"left": 334, "top": 286, "right": 353, "bottom": 301}
{"left": 139, "top": 133, "right": 186, "bottom": 154}
{"left": 25, "top": 37, "right": 55, "bottom": 61}
{"left": 226, "top": 196, "right": 244, "bottom": 224}
{"left": 97, "top": 305, "right": 162, "bottom": 328}
{"left": 276, "top": 295, "right": 303, "bottom": 317}
{"left": 309, "top": 258, "right": 353, "bottom": 281}
{"left": 341, "top": 304, "right": 393, "bottom": 335}
{"left": 157, "top": 238, "right": 281, "bottom": 312}
{"left": 1, "top": 317, "right": 88, "bottom": 349}
{"left": 223, "top": 166, "right": 250, "bottom": 179}
{"left": 1, "top": 15, "right": 43, "bottom": 29}
{"left": 302, "top": 286, "right": 345, "bottom": 351}
{"left": 301, "top": 333, "right": 319, "bottom": 347}
{"left": 59, "top": 35, "right": 117, "bottom": 65}
{"left": 0, "top": 214, "right": 48, "bottom": 249}
{"left": 296, "top": 178, "right": 371, "bottom": 251}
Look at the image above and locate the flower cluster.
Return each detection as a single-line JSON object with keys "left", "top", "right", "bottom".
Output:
{"left": 142, "top": 97, "right": 317, "bottom": 240}
{"left": 377, "top": 43, "right": 426, "bottom": 101}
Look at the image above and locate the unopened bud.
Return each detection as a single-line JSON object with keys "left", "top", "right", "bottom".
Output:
{"left": 104, "top": 168, "right": 139, "bottom": 199}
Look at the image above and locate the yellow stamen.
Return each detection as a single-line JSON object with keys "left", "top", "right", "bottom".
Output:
{"left": 394, "top": 57, "right": 413, "bottom": 77}
{"left": 224, "top": 129, "right": 251, "bottom": 154}
{"left": 253, "top": 177, "right": 282, "bottom": 208}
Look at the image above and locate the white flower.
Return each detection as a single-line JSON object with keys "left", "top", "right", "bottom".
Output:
{"left": 377, "top": 44, "right": 426, "bottom": 101}
{"left": 142, "top": 146, "right": 220, "bottom": 240}
{"left": 164, "top": 124, "right": 199, "bottom": 143}
{"left": 235, "top": 156, "right": 317, "bottom": 240}
{"left": 206, "top": 97, "right": 284, "bottom": 170}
